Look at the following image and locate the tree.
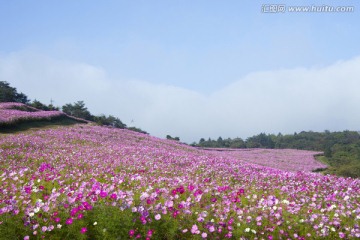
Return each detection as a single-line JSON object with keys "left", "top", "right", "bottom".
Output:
{"left": 0, "top": 81, "right": 29, "bottom": 103}
{"left": 30, "top": 99, "right": 59, "bottom": 111}
{"left": 31, "top": 99, "right": 49, "bottom": 110}
{"left": 94, "top": 114, "right": 126, "bottom": 129}
{"left": 166, "top": 135, "right": 180, "bottom": 141}
{"left": 62, "top": 101, "right": 93, "bottom": 120}
{"left": 128, "top": 127, "right": 148, "bottom": 134}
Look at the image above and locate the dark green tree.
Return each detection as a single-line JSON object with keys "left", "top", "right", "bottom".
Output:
{"left": 166, "top": 135, "right": 180, "bottom": 141}
{"left": 0, "top": 81, "right": 29, "bottom": 103}
{"left": 62, "top": 101, "right": 93, "bottom": 120}
{"left": 94, "top": 114, "right": 126, "bottom": 129}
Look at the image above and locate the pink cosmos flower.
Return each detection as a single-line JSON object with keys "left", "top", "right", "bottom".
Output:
{"left": 110, "top": 193, "right": 117, "bottom": 199}
{"left": 65, "top": 218, "right": 73, "bottom": 225}
{"left": 155, "top": 214, "right": 161, "bottom": 220}
{"left": 100, "top": 191, "right": 107, "bottom": 198}
{"left": 147, "top": 230, "right": 153, "bottom": 237}
{"left": 191, "top": 224, "right": 199, "bottom": 234}
{"left": 80, "top": 227, "right": 87, "bottom": 234}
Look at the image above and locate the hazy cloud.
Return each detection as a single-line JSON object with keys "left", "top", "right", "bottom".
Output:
{"left": 1, "top": 51, "right": 360, "bottom": 143}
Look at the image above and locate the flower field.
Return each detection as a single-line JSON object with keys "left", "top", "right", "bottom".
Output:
{"left": 0, "top": 125, "right": 359, "bottom": 239}
{"left": 0, "top": 102, "right": 65, "bottom": 126}
{"left": 204, "top": 148, "right": 326, "bottom": 172}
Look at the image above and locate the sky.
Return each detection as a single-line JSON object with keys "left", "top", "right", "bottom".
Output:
{"left": 0, "top": 0, "right": 360, "bottom": 143}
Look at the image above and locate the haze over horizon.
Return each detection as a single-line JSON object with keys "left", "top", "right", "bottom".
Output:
{"left": 1, "top": 1, "right": 360, "bottom": 143}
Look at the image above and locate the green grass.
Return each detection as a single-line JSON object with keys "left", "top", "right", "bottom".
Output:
{"left": 314, "top": 155, "right": 360, "bottom": 178}
{"left": 0, "top": 117, "right": 85, "bottom": 134}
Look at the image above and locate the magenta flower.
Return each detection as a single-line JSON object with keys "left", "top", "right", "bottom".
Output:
{"left": 147, "top": 229, "right": 153, "bottom": 237}
{"left": 80, "top": 227, "right": 87, "bottom": 234}
{"left": 65, "top": 218, "right": 73, "bottom": 225}
{"left": 100, "top": 191, "right": 107, "bottom": 198}
{"left": 24, "top": 186, "right": 31, "bottom": 194}
{"left": 110, "top": 193, "right": 117, "bottom": 199}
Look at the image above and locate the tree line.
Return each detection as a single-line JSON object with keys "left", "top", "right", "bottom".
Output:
{"left": 0, "top": 81, "right": 147, "bottom": 133}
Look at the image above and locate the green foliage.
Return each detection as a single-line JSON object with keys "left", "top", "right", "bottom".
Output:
{"left": 93, "top": 114, "right": 126, "bottom": 129}
{"left": 127, "top": 127, "right": 148, "bottom": 135}
{"left": 337, "top": 163, "right": 360, "bottom": 178}
{"left": 62, "top": 101, "right": 93, "bottom": 121}
{"left": 166, "top": 135, "right": 180, "bottom": 141}
{"left": 0, "top": 81, "right": 29, "bottom": 103}
{"left": 246, "top": 133, "right": 275, "bottom": 148}
{"left": 30, "top": 99, "right": 59, "bottom": 111}
{"left": 0, "top": 117, "right": 84, "bottom": 133}
{"left": 196, "top": 137, "right": 245, "bottom": 148}
{"left": 0, "top": 213, "right": 32, "bottom": 240}
{"left": 85, "top": 205, "right": 135, "bottom": 239}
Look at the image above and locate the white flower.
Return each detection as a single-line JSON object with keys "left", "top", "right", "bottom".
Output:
{"left": 34, "top": 207, "right": 40, "bottom": 213}
{"left": 93, "top": 222, "right": 98, "bottom": 226}
{"left": 251, "top": 229, "right": 256, "bottom": 234}
{"left": 245, "top": 228, "right": 250, "bottom": 232}
{"left": 344, "top": 196, "right": 350, "bottom": 201}
{"left": 29, "top": 212, "right": 34, "bottom": 217}
{"left": 57, "top": 224, "right": 62, "bottom": 229}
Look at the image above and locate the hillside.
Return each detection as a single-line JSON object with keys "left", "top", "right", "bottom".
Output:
{"left": 0, "top": 102, "right": 87, "bottom": 132}
{"left": 195, "top": 131, "right": 360, "bottom": 178}
{"left": 0, "top": 124, "right": 359, "bottom": 239}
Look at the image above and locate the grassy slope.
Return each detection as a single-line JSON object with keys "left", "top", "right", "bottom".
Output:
{"left": 0, "top": 117, "right": 84, "bottom": 134}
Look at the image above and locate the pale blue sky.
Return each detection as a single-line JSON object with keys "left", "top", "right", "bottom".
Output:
{"left": 1, "top": 1, "right": 360, "bottom": 142}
